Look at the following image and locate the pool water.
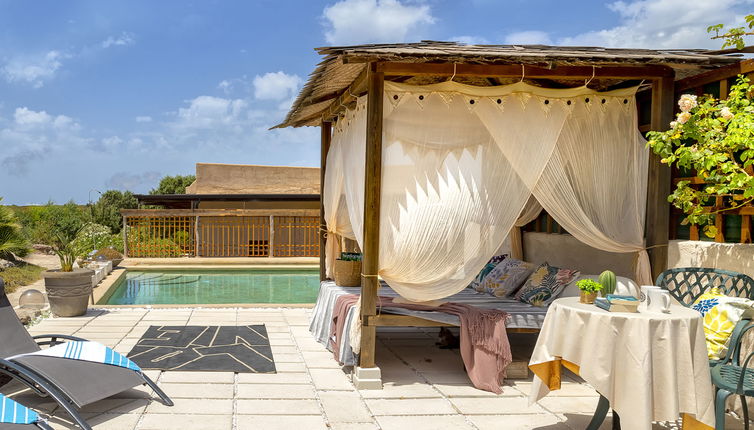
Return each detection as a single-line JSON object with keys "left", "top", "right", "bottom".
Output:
{"left": 101, "top": 269, "right": 321, "bottom": 305}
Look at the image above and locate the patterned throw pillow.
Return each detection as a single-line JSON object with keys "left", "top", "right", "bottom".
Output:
{"left": 480, "top": 258, "right": 535, "bottom": 297}
{"left": 515, "top": 263, "right": 580, "bottom": 306}
{"left": 469, "top": 254, "right": 508, "bottom": 292}
{"left": 691, "top": 288, "right": 754, "bottom": 360}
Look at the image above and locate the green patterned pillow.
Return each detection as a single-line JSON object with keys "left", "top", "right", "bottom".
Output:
{"left": 516, "top": 263, "right": 580, "bottom": 306}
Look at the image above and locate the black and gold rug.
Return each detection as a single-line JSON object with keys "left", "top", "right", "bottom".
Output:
{"left": 127, "top": 325, "right": 276, "bottom": 373}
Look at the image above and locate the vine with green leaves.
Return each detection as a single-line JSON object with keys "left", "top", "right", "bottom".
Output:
{"left": 646, "top": 16, "right": 754, "bottom": 239}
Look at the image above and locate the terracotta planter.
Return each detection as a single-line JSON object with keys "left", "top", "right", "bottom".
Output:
{"left": 579, "top": 291, "right": 598, "bottom": 304}
{"left": 334, "top": 260, "right": 361, "bottom": 287}
{"left": 44, "top": 269, "right": 94, "bottom": 317}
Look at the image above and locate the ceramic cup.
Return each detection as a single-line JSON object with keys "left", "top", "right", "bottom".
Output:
{"left": 648, "top": 289, "right": 672, "bottom": 313}
{"left": 638, "top": 285, "right": 659, "bottom": 313}
{"left": 638, "top": 285, "right": 671, "bottom": 313}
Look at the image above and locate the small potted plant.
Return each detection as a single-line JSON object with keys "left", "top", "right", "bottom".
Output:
{"left": 576, "top": 279, "right": 603, "bottom": 304}
{"left": 43, "top": 226, "right": 94, "bottom": 317}
{"left": 334, "top": 252, "right": 362, "bottom": 287}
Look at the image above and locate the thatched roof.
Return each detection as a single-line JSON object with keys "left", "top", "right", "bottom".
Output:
{"left": 278, "top": 41, "right": 744, "bottom": 128}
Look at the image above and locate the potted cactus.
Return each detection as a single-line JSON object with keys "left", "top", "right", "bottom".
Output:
{"left": 598, "top": 270, "right": 617, "bottom": 297}
{"left": 576, "top": 279, "right": 603, "bottom": 304}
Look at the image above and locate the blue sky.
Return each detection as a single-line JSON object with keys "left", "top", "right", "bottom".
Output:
{"left": 1, "top": 0, "right": 751, "bottom": 204}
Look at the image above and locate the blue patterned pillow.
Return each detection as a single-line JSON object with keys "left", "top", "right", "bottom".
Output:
{"left": 480, "top": 258, "right": 535, "bottom": 297}
{"left": 516, "top": 263, "right": 580, "bottom": 306}
{"left": 469, "top": 254, "right": 508, "bottom": 292}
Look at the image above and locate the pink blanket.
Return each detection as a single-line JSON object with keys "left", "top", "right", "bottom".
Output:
{"left": 330, "top": 294, "right": 512, "bottom": 393}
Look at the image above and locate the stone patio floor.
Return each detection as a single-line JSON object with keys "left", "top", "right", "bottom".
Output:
{"left": 4, "top": 307, "right": 747, "bottom": 430}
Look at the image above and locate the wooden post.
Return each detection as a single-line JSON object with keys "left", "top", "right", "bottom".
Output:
{"left": 122, "top": 216, "right": 128, "bottom": 258}
{"left": 646, "top": 75, "right": 675, "bottom": 280}
{"left": 359, "top": 63, "right": 384, "bottom": 371}
{"left": 320, "top": 121, "right": 332, "bottom": 281}
{"left": 269, "top": 215, "right": 275, "bottom": 258}
{"left": 194, "top": 215, "right": 200, "bottom": 257}
{"left": 509, "top": 226, "right": 524, "bottom": 260}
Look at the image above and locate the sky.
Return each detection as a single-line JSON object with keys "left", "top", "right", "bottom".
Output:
{"left": 0, "top": 0, "right": 752, "bottom": 205}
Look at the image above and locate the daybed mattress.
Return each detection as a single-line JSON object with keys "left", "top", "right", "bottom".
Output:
{"left": 309, "top": 280, "right": 548, "bottom": 365}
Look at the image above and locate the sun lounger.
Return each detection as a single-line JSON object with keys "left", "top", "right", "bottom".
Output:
{"left": 0, "top": 394, "right": 52, "bottom": 430}
{"left": 0, "top": 279, "right": 172, "bottom": 430}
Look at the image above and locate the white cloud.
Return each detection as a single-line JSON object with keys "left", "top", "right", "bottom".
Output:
{"left": 175, "top": 95, "right": 247, "bottom": 129}
{"left": 253, "top": 72, "right": 302, "bottom": 101}
{"left": 135, "top": 115, "right": 152, "bottom": 123}
{"left": 13, "top": 107, "right": 78, "bottom": 130}
{"left": 323, "top": 0, "right": 435, "bottom": 45}
{"left": 101, "top": 32, "right": 135, "bottom": 49}
{"left": 2, "top": 51, "right": 68, "bottom": 88}
{"left": 559, "top": 0, "right": 752, "bottom": 48}
{"left": 14, "top": 107, "right": 51, "bottom": 126}
{"left": 504, "top": 30, "right": 553, "bottom": 45}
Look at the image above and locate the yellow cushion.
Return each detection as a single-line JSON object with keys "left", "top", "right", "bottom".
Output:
{"left": 691, "top": 288, "right": 754, "bottom": 360}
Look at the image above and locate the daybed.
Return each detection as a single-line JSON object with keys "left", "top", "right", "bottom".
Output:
{"left": 311, "top": 274, "right": 639, "bottom": 366}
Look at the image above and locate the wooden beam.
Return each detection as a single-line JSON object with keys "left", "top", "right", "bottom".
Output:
{"left": 367, "top": 314, "right": 454, "bottom": 327}
{"left": 121, "top": 209, "right": 319, "bottom": 217}
{"left": 320, "top": 121, "right": 332, "bottom": 281}
{"left": 375, "top": 62, "right": 675, "bottom": 79}
{"left": 321, "top": 68, "right": 369, "bottom": 122}
{"left": 675, "top": 59, "right": 754, "bottom": 92}
{"left": 359, "top": 64, "right": 384, "bottom": 369}
{"left": 646, "top": 75, "right": 675, "bottom": 280}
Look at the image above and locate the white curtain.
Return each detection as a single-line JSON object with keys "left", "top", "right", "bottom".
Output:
{"left": 324, "top": 80, "right": 650, "bottom": 301}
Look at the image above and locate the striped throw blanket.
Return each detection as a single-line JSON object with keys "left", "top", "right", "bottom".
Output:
{"left": 1, "top": 394, "right": 40, "bottom": 425}
{"left": 11, "top": 341, "right": 141, "bottom": 372}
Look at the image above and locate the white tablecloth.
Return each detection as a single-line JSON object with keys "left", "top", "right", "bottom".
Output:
{"left": 528, "top": 297, "right": 714, "bottom": 430}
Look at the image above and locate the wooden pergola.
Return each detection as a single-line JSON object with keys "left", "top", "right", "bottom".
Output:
{"left": 277, "top": 41, "right": 745, "bottom": 385}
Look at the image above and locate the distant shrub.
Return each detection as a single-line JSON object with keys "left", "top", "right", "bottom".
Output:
{"left": 93, "top": 247, "right": 123, "bottom": 261}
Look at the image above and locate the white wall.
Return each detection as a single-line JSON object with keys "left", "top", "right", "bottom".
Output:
{"left": 521, "top": 232, "right": 635, "bottom": 278}
{"left": 667, "top": 239, "right": 754, "bottom": 278}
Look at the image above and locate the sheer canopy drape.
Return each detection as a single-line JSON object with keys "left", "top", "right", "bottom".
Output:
{"left": 323, "top": 81, "right": 650, "bottom": 301}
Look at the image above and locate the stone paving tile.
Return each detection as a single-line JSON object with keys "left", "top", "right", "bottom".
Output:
{"left": 236, "top": 383, "right": 317, "bottom": 399}
{"left": 145, "top": 398, "right": 234, "bottom": 415}
{"left": 450, "top": 396, "right": 546, "bottom": 415}
{"left": 17, "top": 308, "right": 750, "bottom": 430}
{"left": 319, "top": 391, "right": 374, "bottom": 423}
{"left": 236, "top": 399, "right": 322, "bottom": 415}
{"left": 156, "top": 382, "right": 234, "bottom": 399}
{"left": 376, "top": 414, "right": 477, "bottom": 430}
{"left": 237, "top": 372, "right": 310, "bottom": 384}
{"left": 468, "top": 413, "right": 567, "bottom": 430}
{"left": 139, "top": 413, "right": 233, "bottom": 430}
{"left": 365, "top": 398, "right": 457, "bottom": 416}
{"left": 235, "top": 415, "right": 328, "bottom": 430}
{"left": 308, "top": 368, "right": 354, "bottom": 390}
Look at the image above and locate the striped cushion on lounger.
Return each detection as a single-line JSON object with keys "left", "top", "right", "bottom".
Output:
{"left": 0, "top": 394, "right": 39, "bottom": 425}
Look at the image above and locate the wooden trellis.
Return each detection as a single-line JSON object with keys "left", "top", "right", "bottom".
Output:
{"left": 122, "top": 210, "right": 320, "bottom": 258}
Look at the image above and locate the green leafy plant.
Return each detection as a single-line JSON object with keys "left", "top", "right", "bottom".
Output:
{"left": 90, "top": 190, "right": 138, "bottom": 233}
{"left": 647, "top": 76, "right": 754, "bottom": 237}
{"left": 576, "top": 279, "right": 603, "bottom": 294}
{"left": 0, "top": 198, "right": 30, "bottom": 260}
{"left": 338, "top": 252, "right": 362, "bottom": 262}
{"left": 708, "top": 15, "right": 754, "bottom": 50}
{"left": 149, "top": 175, "right": 196, "bottom": 195}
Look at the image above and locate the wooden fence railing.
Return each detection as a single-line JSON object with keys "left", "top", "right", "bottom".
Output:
{"left": 124, "top": 214, "right": 320, "bottom": 258}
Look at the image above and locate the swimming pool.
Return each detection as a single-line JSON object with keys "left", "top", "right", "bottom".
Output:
{"left": 99, "top": 268, "right": 321, "bottom": 305}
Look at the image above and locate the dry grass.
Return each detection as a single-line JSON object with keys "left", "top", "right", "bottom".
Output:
{"left": 1, "top": 262, "right": 44, "bottom": 293}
